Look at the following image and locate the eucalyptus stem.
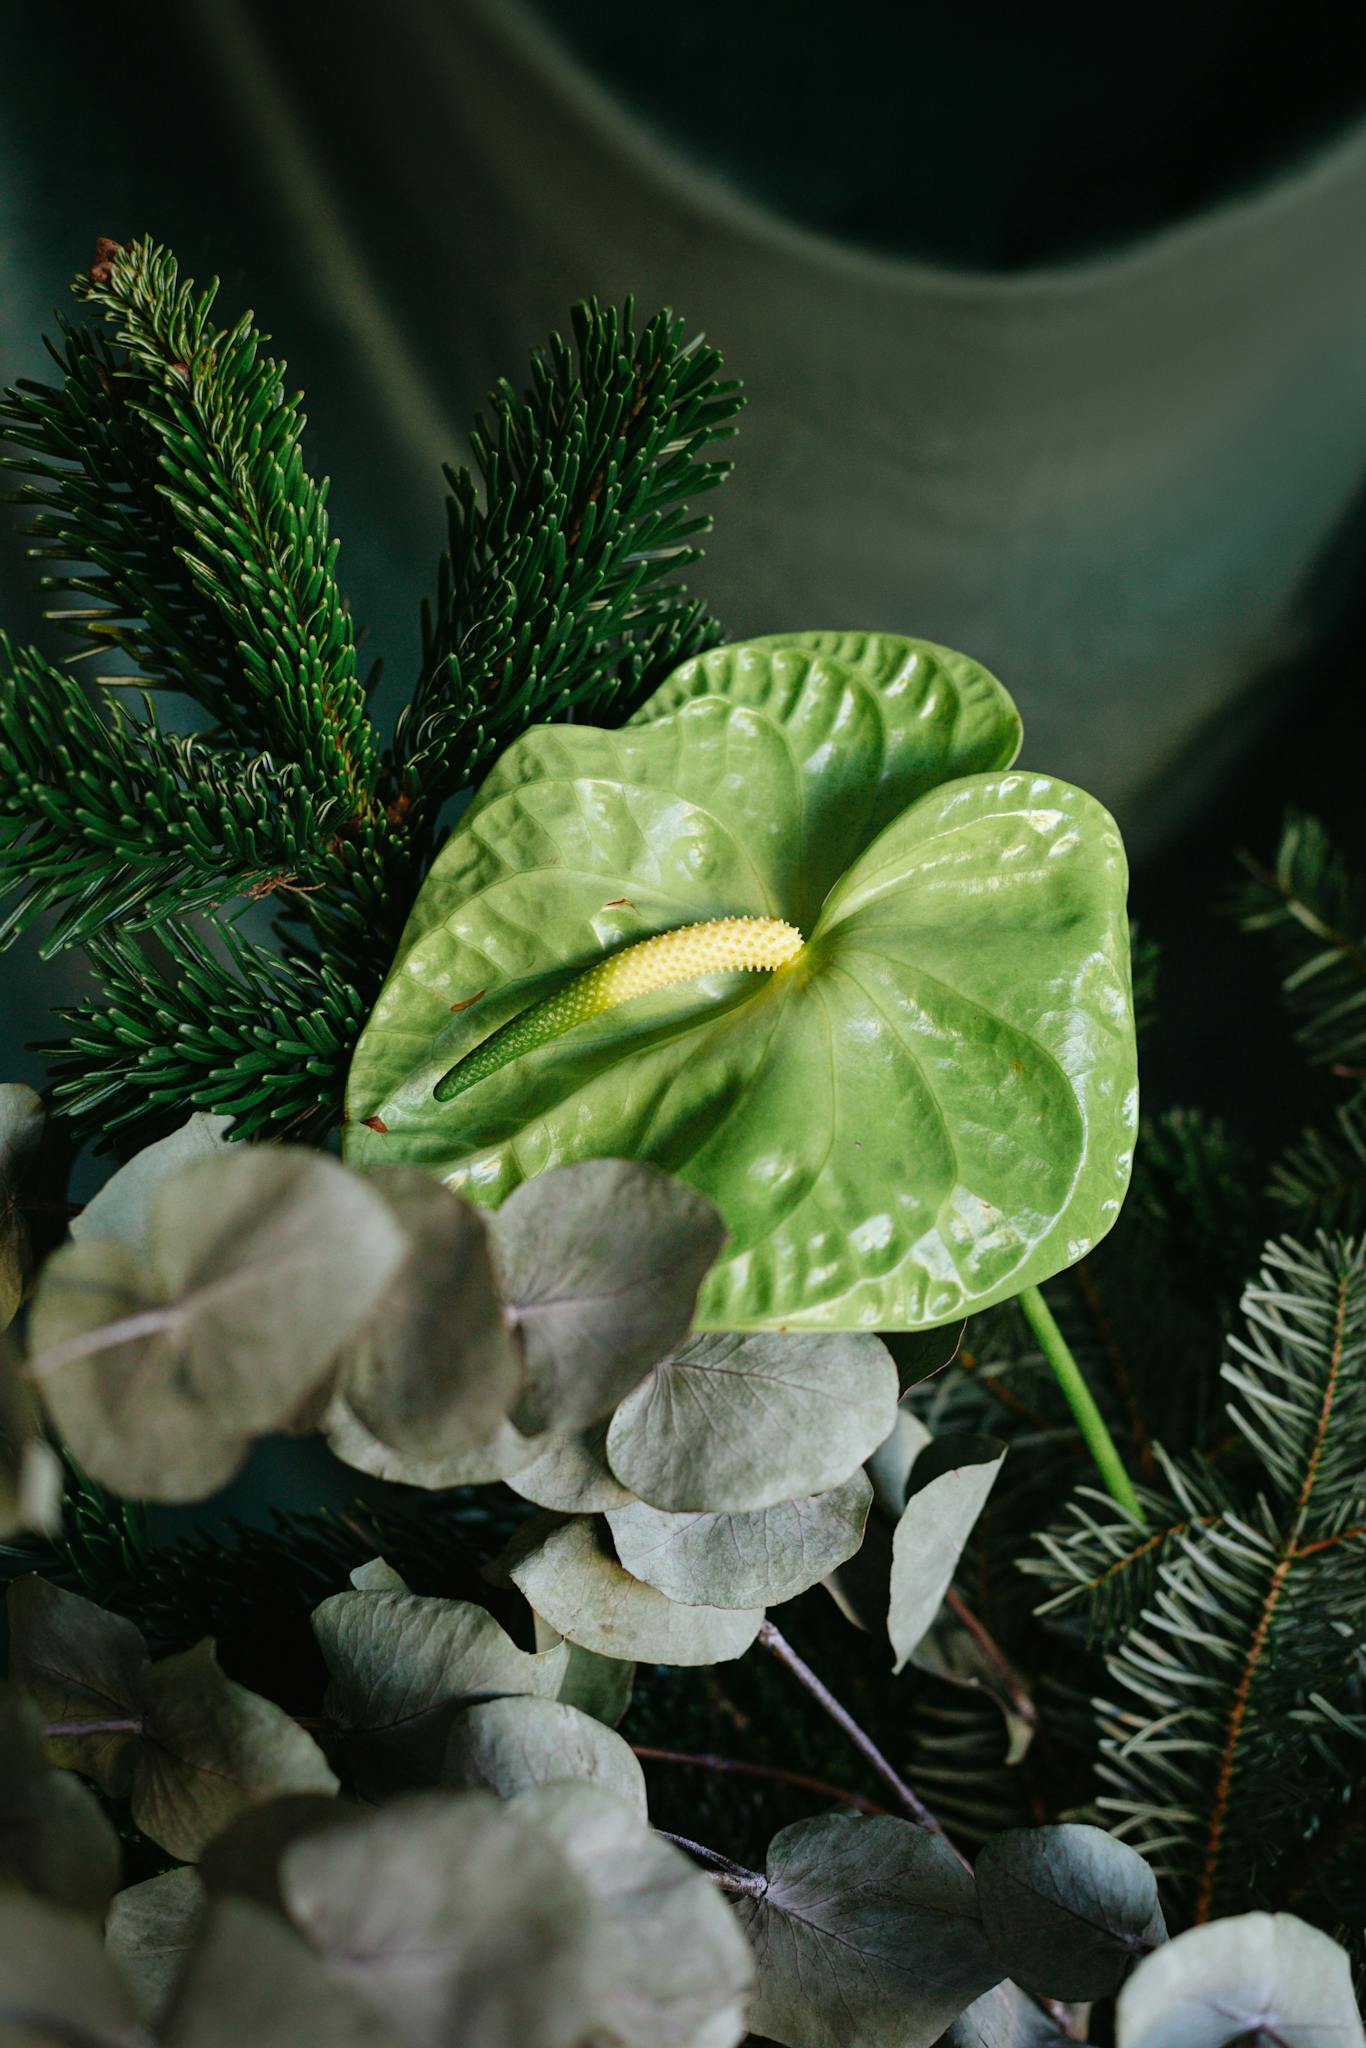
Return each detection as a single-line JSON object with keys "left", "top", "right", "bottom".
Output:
{"left": 756, "top": 1619, "right": 965, "bottom": 1862}
{"left": 1018, "top": 1282, "right": 1145, "bottom": 1523}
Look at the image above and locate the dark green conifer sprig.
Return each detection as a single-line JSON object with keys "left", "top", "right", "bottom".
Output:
{"left": 1031, "top": 1233, "right": 1366, "bottom": 1926}
{"left": 394, "top": 298, "right": 742, "bottom": 832}
{"left": 1239, "top": 810, "right": 1366, "bottom": 1070}
{"left": 0, "top": 635, "right": 324, "bottom": 950}
{"left": 0, "top": 237, "right": 740, "bottom": 1141}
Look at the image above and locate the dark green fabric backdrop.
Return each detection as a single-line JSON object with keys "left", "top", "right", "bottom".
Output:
{"left": 4, "top": 0, "right": 1366, "bottom": 1131}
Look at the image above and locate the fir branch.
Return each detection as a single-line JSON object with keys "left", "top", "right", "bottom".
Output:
{"left": 1079, "top": 1236, "right": 1366, "bottom": 1922}
{"left": 393, "top": 297, "right": 742, "bottom": 826}
{"left": 73, "top": 237, "right": 379, "bottom": 814}
{"left": 40, "top": 921, "right": 368, "bottom": 1142}
{"left": 0, "top": 317, "right": 257, "bottom": 732}
{"left": 1238, "top": 812, "right": 1366, "bottom": 1070}
{"left": 0, "top": 634, "right": 328, "bottom": 948}
{"left": 1270, "top": 1088, "right": 1366, "bottom": 1234}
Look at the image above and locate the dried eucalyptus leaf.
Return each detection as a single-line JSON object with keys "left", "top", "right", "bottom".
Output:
{"left": 889, "top": 1434, "right": 1005, "bottom": 1671}
{"left": 198, "top": 1795, "right": 355, "bottom": 1914}
{"left": 0, "top": 1329, "right": 62, "bottom": 1541}
{"left": 606, "top": 1471, "right": 872, "bottom": 1609}
{"left": 735, "top": 1814, "right": 1001, "bottom": 2048}
{"left": 976, "top": 1825, "right": 1166, "bottom": 2000}
{"left": 127, "top": 1640, "right": 338, "bottom": 1863}
{"left": 312, "top": 1588, "right": 567, "bottom": 1788}
{"left": 348, "top": 1558, "right": 409, "bottom": 1592}
{"left": 72, "top": 1113, "right": 232, "bottom": 1255}
{"left": 339, "top": 1166, "right": 523, "bottom": 1458}
{"left": 867, "top": 1409, "right": 934, "bottom": 1520}
{"left": 607, "top": 1330, "right": 899, "bottom": 1513}
{"left": 510, "top": 1420, "right": 636, "bottom": 1513}
{"left": 0, "top": 1684, "right": 121, "bottom": 1919}
{"left": 147, "top": 1149, "right": 407, "bottom": 1429}
{"left": 8, "top": 1580, "right": 338, "bottom": 1862}
{"left": 323, "top": 1390, "right": 545, "bottom": 1489}
{"left": 32, "top": 1236, "right": 255, "bottom": 1501}
{"left": 8, "top": 1577, "right": 148, "bottom": 1797}
{"left": 33, "top": 1149, "right": 408, "bottom": 1502}
{"left": 534, "top": 1615, "right": 635, "bottom": 1727}
{"left": 1116, "top": 1912, "right": 1363, "bottom": 2048}
{"left": 491, "top": 1159, "right": 726, "bottom": 1434}
{"left": 441, "top": 1694, "right": 647, "bottom": 1815}
{"left": 161, "top": 1895, "right": 401, "bottom": 2048}
{"left": 509, "top": 1516, "right": 765, "bottom": 1665}
{"left": 0, "top": 1891, "right": 143, "bottom": 2047}
{"left": 105, "top": 1867, "right": 205, "bottom": 2027}
{"left": 514, "top": 1782, "right": 755, "bottom": 2048}
{"left": 947, "top": 1980, "right": 1071, "bottom": 2048}
{"left": 0, "top": 1083, "right": 44, "bottom": 1331}
{"left": 278, "top": 1790, "right": 603, "bottom": 2048}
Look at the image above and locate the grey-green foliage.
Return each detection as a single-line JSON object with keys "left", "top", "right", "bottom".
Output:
{"left": 31, "top": 1145, "right": 408, "bottom": 1500}
{"left": 1116, "top": 1912, "right": 1364, "bottom": 2048}
{"left": 105, "top": 1868, "right": 206, "bottom": 2028}
{"left": 0, "top": 1683, "right": 122, "bottom": 1920}
{"left": 975, "top": 1825, "right": 1166, "bottom": 2000}
{"left": 605, "top": 1472, "right": 872, "bottom": 1609}
{"left": 604, "top": 1329, "right": 900, "bottom": 1511}
{"left": 25, "top": 1130, "right": 731, "bottom": 1507}
{"left": 734, "top": 1813, "right": 1001, "bottom": 2048}
{"left": 509, "top": 1515, "right": 766, "bottom": 1666}
{"left": 311, "top": 1586, "right": 569, "bottom": 1789}
{"left": 0, "top": 1082, "right": 44, "bottom": 1330}
{"left": 491, "top": 1160, "right": 727, "bottom": 1435}
{"left": 888, "top": 1434, "right": 1005, "bottom": 1670}
{"left": 7, "top": 1577, "right": 337, "bottom": 1860}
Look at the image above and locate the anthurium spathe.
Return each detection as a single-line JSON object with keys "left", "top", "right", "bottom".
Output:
{"left": 344, "top": 633, "right": 1137, "bottom": 1330}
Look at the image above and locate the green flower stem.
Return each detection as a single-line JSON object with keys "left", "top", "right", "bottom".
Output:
{"left": 1018, "top": 1283, "right": 1145, "bottom": 1523}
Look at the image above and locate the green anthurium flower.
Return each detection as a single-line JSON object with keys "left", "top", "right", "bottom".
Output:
{"left": 345, "top": 633, "right": 1136, "bottom": 1331}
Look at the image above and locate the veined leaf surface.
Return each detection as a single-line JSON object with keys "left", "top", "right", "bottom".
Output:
{"left": 346, "top": 637, "right": 1135, "bottom": 1329}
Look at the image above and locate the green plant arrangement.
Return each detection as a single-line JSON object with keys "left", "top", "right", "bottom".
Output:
{"left": 0, "top": 238, "right": 1362, "bottom": 2048}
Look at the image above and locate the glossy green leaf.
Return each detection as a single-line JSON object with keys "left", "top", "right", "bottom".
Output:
{"left": 0, "top": 1082, "right": 44, "bottom": 1331}
{"left": 1116, "top": 1913, "right": 1363, "bottom": 2048}
{"left": 735, "top": 1812, "right": 1001, "bottom": 2048}
{"left": 277, "top": 1790, "right": 603, "bottom": 2048}
{"left": 335, "top": 1165, "right": 524, "bottom": 1459}
{"left": 606, "top": 1471, "right": 871, "bottom": 1609}
{"left": 0, "top": 1891, "right": 143, "bottom": 2047}
{"left": 508, "top": 1516, "right": 764, "bottom": 1665}
{"left": 888, "top": 1434, "right": 1005, "bottom": 1671}
{"left": 8, "top": 1579, "right": 338, "bottom": 1861}
{"left": 312, "top": 1587, "right": 567, "bottom": 1789}
{"left": 976, "top": 1824, "right": 1165, "bottom": 2000}
{"left": 30, "top": 1149, "right": 407, "bottom": 1502}
{"left": 490, "top": 1159, "right": 726, "bottom": 1433}
{"left": 105, "top": 1868, "right": 205, "bottom": 2028}
{"left": 345, "top": 637, "right": 1134, "bottom": 1331}
{"left": 605, "top": 1331, "right": 898, "bottom": 1513}
{"left": 441, "top": 1694, "right": 647, "bottom": 1814}
{"left": 0, "top": 1684, "right": 121, "bottom": 1920}
{"left": 514, "top": 1782, "right": 755, "bottom": 2048}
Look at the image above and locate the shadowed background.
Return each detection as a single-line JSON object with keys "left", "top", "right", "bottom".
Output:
{"left": 4, "top": 0, "right": 1366, "bottom": 1133}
